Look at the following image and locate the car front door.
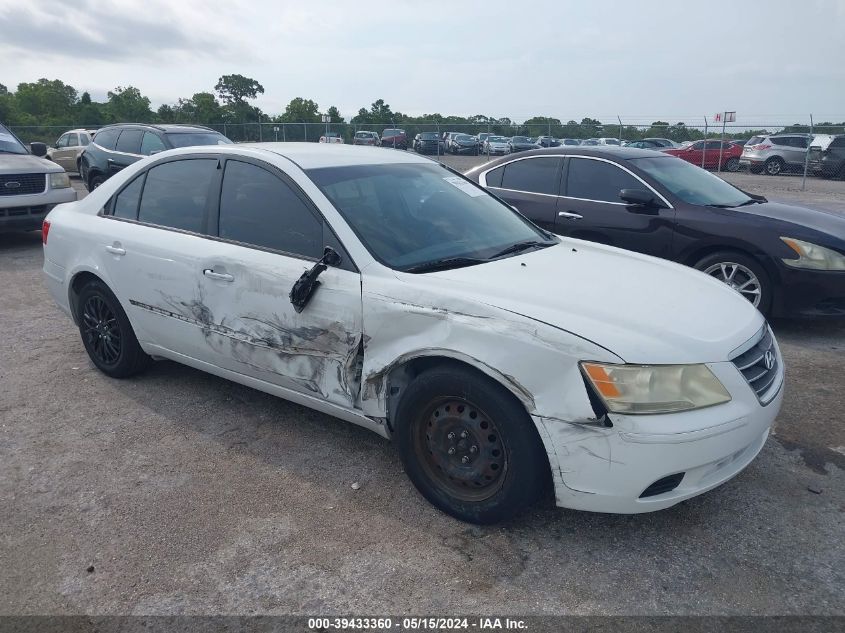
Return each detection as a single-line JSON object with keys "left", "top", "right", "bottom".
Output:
{"left": 553, "top": 156, "right": 676, "bottom": 258}
{"left": 481, "top": 156, "right": 563, "bottom": 231}
{"left": 195, "top": 158, "right": 364, "bottom": 409}
{"left": 98, "top": 157, "right": 222, "bottom": 360}
{"left": 51, "top": 133, "right": 76, "bottom": 171}
{"left": 110, "top": 129, "right": 144, "bottom": 176}
{"left": 682, "top": 141, "right": 705, "bottom": 167}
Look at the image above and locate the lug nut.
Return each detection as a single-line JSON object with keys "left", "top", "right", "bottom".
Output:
{"left": 447, "top": 432, "right": 455, "bottom": 440}
{"left": 460, "top": 430, "right": 468, "bottom": 439}
{"left": 461, "top": 456, "right": 470, "bottom": 464}
{"left": 470, "top": 445, "right": 478, "bottom": 453}
{"left": 448, "top": 447, "right": 455, "bottom": 455}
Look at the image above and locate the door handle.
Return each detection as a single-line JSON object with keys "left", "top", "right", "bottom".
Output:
{"left": 105, "top": 244, "right": 126, "bottom": 256}
{"left": 558, "top": 211, "right": 583, "bottom": 220}
{"left": 203, "top": 269, "right": 234, "bottom": 282}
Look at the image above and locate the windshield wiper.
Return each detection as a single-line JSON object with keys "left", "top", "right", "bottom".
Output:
{"left": 737, "top": 198, "right": 764, "bottom": 206}
{"left": 404, "top": 256, "right": 488, "bottom": 274}
{"left": 490, "top": 240, "right": 553, "bottom": 259}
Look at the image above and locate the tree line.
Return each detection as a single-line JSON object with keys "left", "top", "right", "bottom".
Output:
{"left": 2, "top": 75, "right": 842, "bottom": 144}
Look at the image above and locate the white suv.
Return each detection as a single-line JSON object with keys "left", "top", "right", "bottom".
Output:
{"left": 0, "top": 123, "right": 77, "bottom": 233}
{"left": 46, "top": 128, "right": 95, "bottom": 174}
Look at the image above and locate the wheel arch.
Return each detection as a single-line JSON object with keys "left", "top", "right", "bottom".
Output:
{"left": 68, "top": 270, "right": 109, "bottom": 325}
{"left": 681, "top": 242, "right": 781, "bottom": 283}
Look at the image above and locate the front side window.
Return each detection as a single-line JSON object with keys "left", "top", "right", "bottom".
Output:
{"left": 66, "top": 133, "right": 79, "bottom": 147}
{"left": 115, "top": 130, "right": 143, "bottom": 154}
{"left": 566, "top": 158, "right": 642, "bottom": 203}
{"left": 500, "top": 158, "right": 561, "bottom": 195}
{"left": 112, "top": 174, "right": 144, "bottom": 220}
{"left": 92, "top": 128, "right": 119, "bottom": 150}
{"left": 56, "top": 134, "right": 69, "bottom": 148}
{"left": 218, "top": 160, "right": 322, "bottom": 258}
{"left": 631, "top": 156, "right": 751, "bottom": 207}
{"left": 137, "top": 159, "right": 216, "bottom": 233}
{"left": 307, "top": 163, "right": 553, "bottom": 271}
{"left": 141, "top": 132, "right": 166, "bottom": 156}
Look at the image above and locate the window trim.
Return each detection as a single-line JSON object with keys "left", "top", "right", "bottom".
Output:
{"left": 561, "top": 156, "right": 673, "bottom": 208}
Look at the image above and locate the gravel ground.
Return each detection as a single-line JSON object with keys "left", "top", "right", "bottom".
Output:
{"left": 0, "top": 175, "right": 843, "bottom": 616}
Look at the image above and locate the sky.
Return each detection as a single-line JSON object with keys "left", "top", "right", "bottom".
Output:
{"left": 2, "top": 0, "right": 844, "bottom": 126}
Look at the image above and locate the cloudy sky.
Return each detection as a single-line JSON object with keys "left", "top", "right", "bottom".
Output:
{"left": 2, "top": 0, "right": 844, "bottom": 125}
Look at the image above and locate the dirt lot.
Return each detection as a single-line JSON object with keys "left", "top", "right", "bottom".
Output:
{"left": 0, "top": 174, "right": 843, "bottom": 616}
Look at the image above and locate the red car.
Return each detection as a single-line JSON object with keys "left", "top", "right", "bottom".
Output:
{"left": 662, "top": 140, "right": 742, "bottom": 171}
{"left": 380, "top": 128, "right": 407, "bottom": 150}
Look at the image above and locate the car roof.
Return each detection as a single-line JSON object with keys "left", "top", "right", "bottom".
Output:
{"left": 245, "top": 142, "right": 432, "bottom": 169}
{"left": 466, "top": 146, "right": 668, "bottom": 169}
{"left": 96, "top": 123, "right": 217, "bottom": 134}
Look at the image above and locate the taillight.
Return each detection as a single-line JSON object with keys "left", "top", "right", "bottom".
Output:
{"left": 42, "top": 219, "right": 51, "bottom": 245}
{"left": 751, "top": 143, "right": 772, "bottom": 150}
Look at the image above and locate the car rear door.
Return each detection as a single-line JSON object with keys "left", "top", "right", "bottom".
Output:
{"left": 52, "top": 133, "right": 78, "bottom": 171}
{"left": 481, "top": 156, "right": 563, "bottom": 231}
{"left": 196, "top": 157, "right": 364, "bottom": 409}
{"left": 783, "top": 136, "right": 809, "bottom": 167}
{"left": 110, "top": 130, "right": 144, "bottom": 176}
{"left": 554, "top": 156, "right": 676, "bottom": 258}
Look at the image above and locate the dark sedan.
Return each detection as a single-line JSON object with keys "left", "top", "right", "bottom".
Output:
{"left": 448, "top": 134, "right": 479, "bottom": 155}
{"left": 413, "top": 132, "right": 442, "bottom": 155}
{"left": 509, "top": 136, "right": 540, "bottom": 153}
{"left": 465, "top": 147, "right": 845, "bottom": 318}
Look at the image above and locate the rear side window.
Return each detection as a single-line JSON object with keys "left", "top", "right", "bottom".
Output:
{"left": 112, "top": 175, "right": 144, "bottom": 220}
{"left": 115, "top": 130, "right": 143, "bottom": 154}
{"left": 66, "top": 133, "right": 79, "bottom": 146}
{"left": 137, "top": 159, "right": 216, "bottom": 233}
{"left": 141, "top": 132, "right": 166, "bottom": 156}
{"left": 500, "top": 158, "right": 561, "bottom": 195}
{"left": 94, "top": 128, "right": 120, "bottom": 150}
{"left": 566, "top": 158, "right": 642, "bottom": 203}
{"left": 485, "top": 166, "right": 504, "bottom": 188}
{"left": 80, "top": 134, "right": 91, "bottom": 146}
{"left": 218, "top": 160, "right": 322, "bottom": 258}
{"left": 747, "top": 136, "right": 765, "bottom": 146}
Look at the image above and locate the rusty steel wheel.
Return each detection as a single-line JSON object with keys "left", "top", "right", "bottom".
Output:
{"left": 395, "top": 364, "right": 549, "bottom": 524}
{"left": 415, "top": 398, "right": 507, "bottom": 502}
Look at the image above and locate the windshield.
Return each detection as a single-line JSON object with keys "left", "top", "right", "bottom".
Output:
{"left": 630, "top": 156, "right": 753, "bottom": 207}
{"left": 306, "top": 163, "right": 554, "bottom": 271}
{"left": 0, "top": 124, "right": 28, "bottom": 154}
{"left": 512, "top": 136, "right": 530, "bottom": 143}
{"left": 455, "top": 134, "right": 474, "bottom": 141}
{"left": 419, "top": 132, "right": 439, "bottom": 139}
{"left": 166, "top": 132, "right": 233, "bottom": 148}
{"left": 383, "top": 129, "right": 402, "bottom": 136}
{"left": 489, "top": 136, "right": 507, "bottom": 142}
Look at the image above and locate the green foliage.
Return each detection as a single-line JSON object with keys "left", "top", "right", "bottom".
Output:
{"left": 214, "top": 74, "right": 265, "bottom": 105}
{"left": 107, "top": 86, "right": 154, "bottom": 122}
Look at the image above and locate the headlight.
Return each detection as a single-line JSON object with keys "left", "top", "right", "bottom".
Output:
{"left": 49, "top": 172, "right": 70, "bottom": 189}
{"left": 581, "top": 362, "right": 731, "bottom": 415}
{"left": 780, "top": 237, "right": 845, "bottom": 271}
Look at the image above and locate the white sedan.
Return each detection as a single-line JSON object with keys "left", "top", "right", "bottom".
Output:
{"left": 42, "top": 143, "right": 783, "bottom": 523}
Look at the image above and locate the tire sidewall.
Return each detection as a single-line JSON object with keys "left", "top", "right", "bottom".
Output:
{"left": 394, "top": 365, "right": 548, "bottom": 524}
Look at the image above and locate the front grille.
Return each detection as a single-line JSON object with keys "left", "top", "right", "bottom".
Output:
{"left": 640, "top": 473, "right": 684, "bottom": 498}
{"left": 0, "top": 173, "right": 47, "bottom": 196}
{"left": 731, "top": 326, "right": 780, "bottom": 403}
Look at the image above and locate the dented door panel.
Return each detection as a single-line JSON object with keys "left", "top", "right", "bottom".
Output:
{"left": 195, "top": 241, "right": 364, "bottom": 409}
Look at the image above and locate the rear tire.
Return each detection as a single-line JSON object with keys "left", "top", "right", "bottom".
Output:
{"left": 764, "top": 157, "right": 784, "bottom": 176}
{"left": 694, "top": 251, "right": 772, "bottom": 314}
{"left": 394, "top": 364, "right": 549, "bottom": 524}
{"left": 724, "top": 157, "right": 740, "bottom": 172}
{"left": 76, "top": 280, "right": 152, "bottom": 378}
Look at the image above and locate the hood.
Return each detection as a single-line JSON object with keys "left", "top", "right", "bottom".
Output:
{"left": 734, "top": 200, "right": 845, "bottom": 244}
{"left": 407, "top": 240, "right": 764, "bottom": 364}
{"left": 0, "top": 153, "right": 63, "bottom": 174}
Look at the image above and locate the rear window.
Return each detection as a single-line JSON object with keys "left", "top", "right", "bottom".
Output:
{"left": 137, "top": 159, "right": 217, "bottom": 233}
{"left": 501, "top": 157, "right": 561, "bottom": 195}
{"left": 115, "top": 130, "right": 143, "bottom": 154}
{"left": 747, "top": 136, "right": 766, "bottom": 146}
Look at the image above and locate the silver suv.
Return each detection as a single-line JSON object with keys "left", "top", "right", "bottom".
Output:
{"left": 739, "top": 134, "right": 810, "bottom": 175}
{"left": 0, "top": 123, "right": 77, "bottom": 233}
{"left": 46, "top": 128, "right": 95, "bottom": 174}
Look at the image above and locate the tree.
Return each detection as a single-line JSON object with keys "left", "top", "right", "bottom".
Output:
{"left": 214, "top": 74, "right": 264, "bottom": 106}
{"left": 14, "top": 79, "right": 78, "bottom": 125}
{"left": 280, "top": 97, "right": 320, "bottom": 123}
{"left": 326, "top": 105, "right": 345, "bottom": 124}
{"left": 107, "top": 86, "right": 154, "bottom": 122}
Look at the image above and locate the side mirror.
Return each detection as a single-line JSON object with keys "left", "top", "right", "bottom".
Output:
{"left": 30, "top": 142, "right": 48, "bottom": 157}
{"left": 322, "top": 245, "right": 342, "bottom": 267}
{"left": 289, "top": 246, "right": 342, "bottom": 313}
{"left": 620, "top": 188, "right": 660, "bottom": 211}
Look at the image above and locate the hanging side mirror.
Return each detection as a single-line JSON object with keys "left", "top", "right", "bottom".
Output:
{"left": 289, "top": 246, "right": 342, "bottom": 313}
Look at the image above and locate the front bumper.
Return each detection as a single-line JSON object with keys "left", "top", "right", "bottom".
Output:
{"left": 0, "top": 187, "right": 77, "bottom": 232}
{"left": 536, "top": 358, "right": 783, "bottom": 513}
{"left": 452, "top": 145, "right": 478, "bottom": 154}
{"left": 771, "top": 264, "right": 845, "bottom": 318}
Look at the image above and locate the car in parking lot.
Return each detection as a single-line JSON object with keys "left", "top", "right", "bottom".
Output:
{"left": 739, "top": 134, "right": 811, "bottom": 175}
{"left": 380, "top": 128, "right": 407, "bottom": 149}
{"left": 642, "top": 138, "right": 677, "bottom": 148}
{"left": 483, "top": 135, "right": 510, "bottom": 155}
{"left": 808, "top": 134, "right": 845, "bottom": 179}
{"left": 79, "top": 123, "right": 232, "bottom": 190}
{"left": 46, "top": 129, "right": 95, "bottom": 174}
{"left": 353, "top": 131, "right": 380, "bottom": 146}
{"left": 625, "top": 140, "right": 663, "bottom": 149}
{"left": 0, "top": 122, "right": 77, "bottom": 233}
{"left": 413, "top": 132, "right": 441, "bottom": 154}
{"left": 448, "top": 133, "right": 479, "bottom": 155}
{"left": 662, "top": 140, "right": 743, "bottom": 171}
{"left": 559, "top": 138, "right": 581, "bottom": 146}
{"left": 536, "top": 136, "right": 560, "bottom": 148}
{"left": 319, "top": 132, "right": 344, "bottom": 144}
{"left": 466, "top": 146, "right": 845, "bottom": 318}
{"left": 508, "top": 136, "right": 539, "bottom": 152}
{"left": 42, "top": 142, "right": 784, "bottom": 524}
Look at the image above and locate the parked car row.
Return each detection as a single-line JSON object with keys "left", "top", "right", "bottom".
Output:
{"left": 42, "top": 142, "right": 791, "bottom": 525}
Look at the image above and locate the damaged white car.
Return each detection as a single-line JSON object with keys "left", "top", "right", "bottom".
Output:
{"left": 42, "top": 143, "right": 783, "bottom": 523}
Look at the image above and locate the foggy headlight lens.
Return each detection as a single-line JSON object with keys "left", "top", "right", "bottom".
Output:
{"left": 581, "top": 362, "right": 731, "bottom": 415}
{"left": 49, "top": 172, "right": 71, "bottom": 189}
{"left": 781, "top": 237, "right": 845, "bottom": 271}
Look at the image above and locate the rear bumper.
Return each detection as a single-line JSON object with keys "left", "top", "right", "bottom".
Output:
{"left": 537, "top": 359, "right": 783, "bottom": 513}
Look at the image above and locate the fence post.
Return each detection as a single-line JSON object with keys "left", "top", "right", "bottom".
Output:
{"left": 223, "top": 123, "right": 227, "bottom": 139}
{"left": 702, "top": 117, "right": 708, "bottom": 169}
{"left": 259, "top": 122, "right": 263, "bottom": 142}
{"left": 802, "top": 114, "right": 813, "bottom": 191}
{"left": 617, "top": 116, "right": 623, "bottom": 143}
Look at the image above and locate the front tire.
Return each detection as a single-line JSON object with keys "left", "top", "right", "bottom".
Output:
{"left": 764, "top": 157, "right": 784, "bottom": 176}
{"left": 76, "top": 280, "right": 152, "bottom": 378}
{"left": 88, "top": 173, "right": 106, "bottom": 190}
{"left": 694, "top": 251, "right": 772, "bottom": 314}
{"left": 394, "top": 364, "right": 549, "bottom": 524}
{"left": 724, "top": 157, "right": 740, "bottom": 172}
